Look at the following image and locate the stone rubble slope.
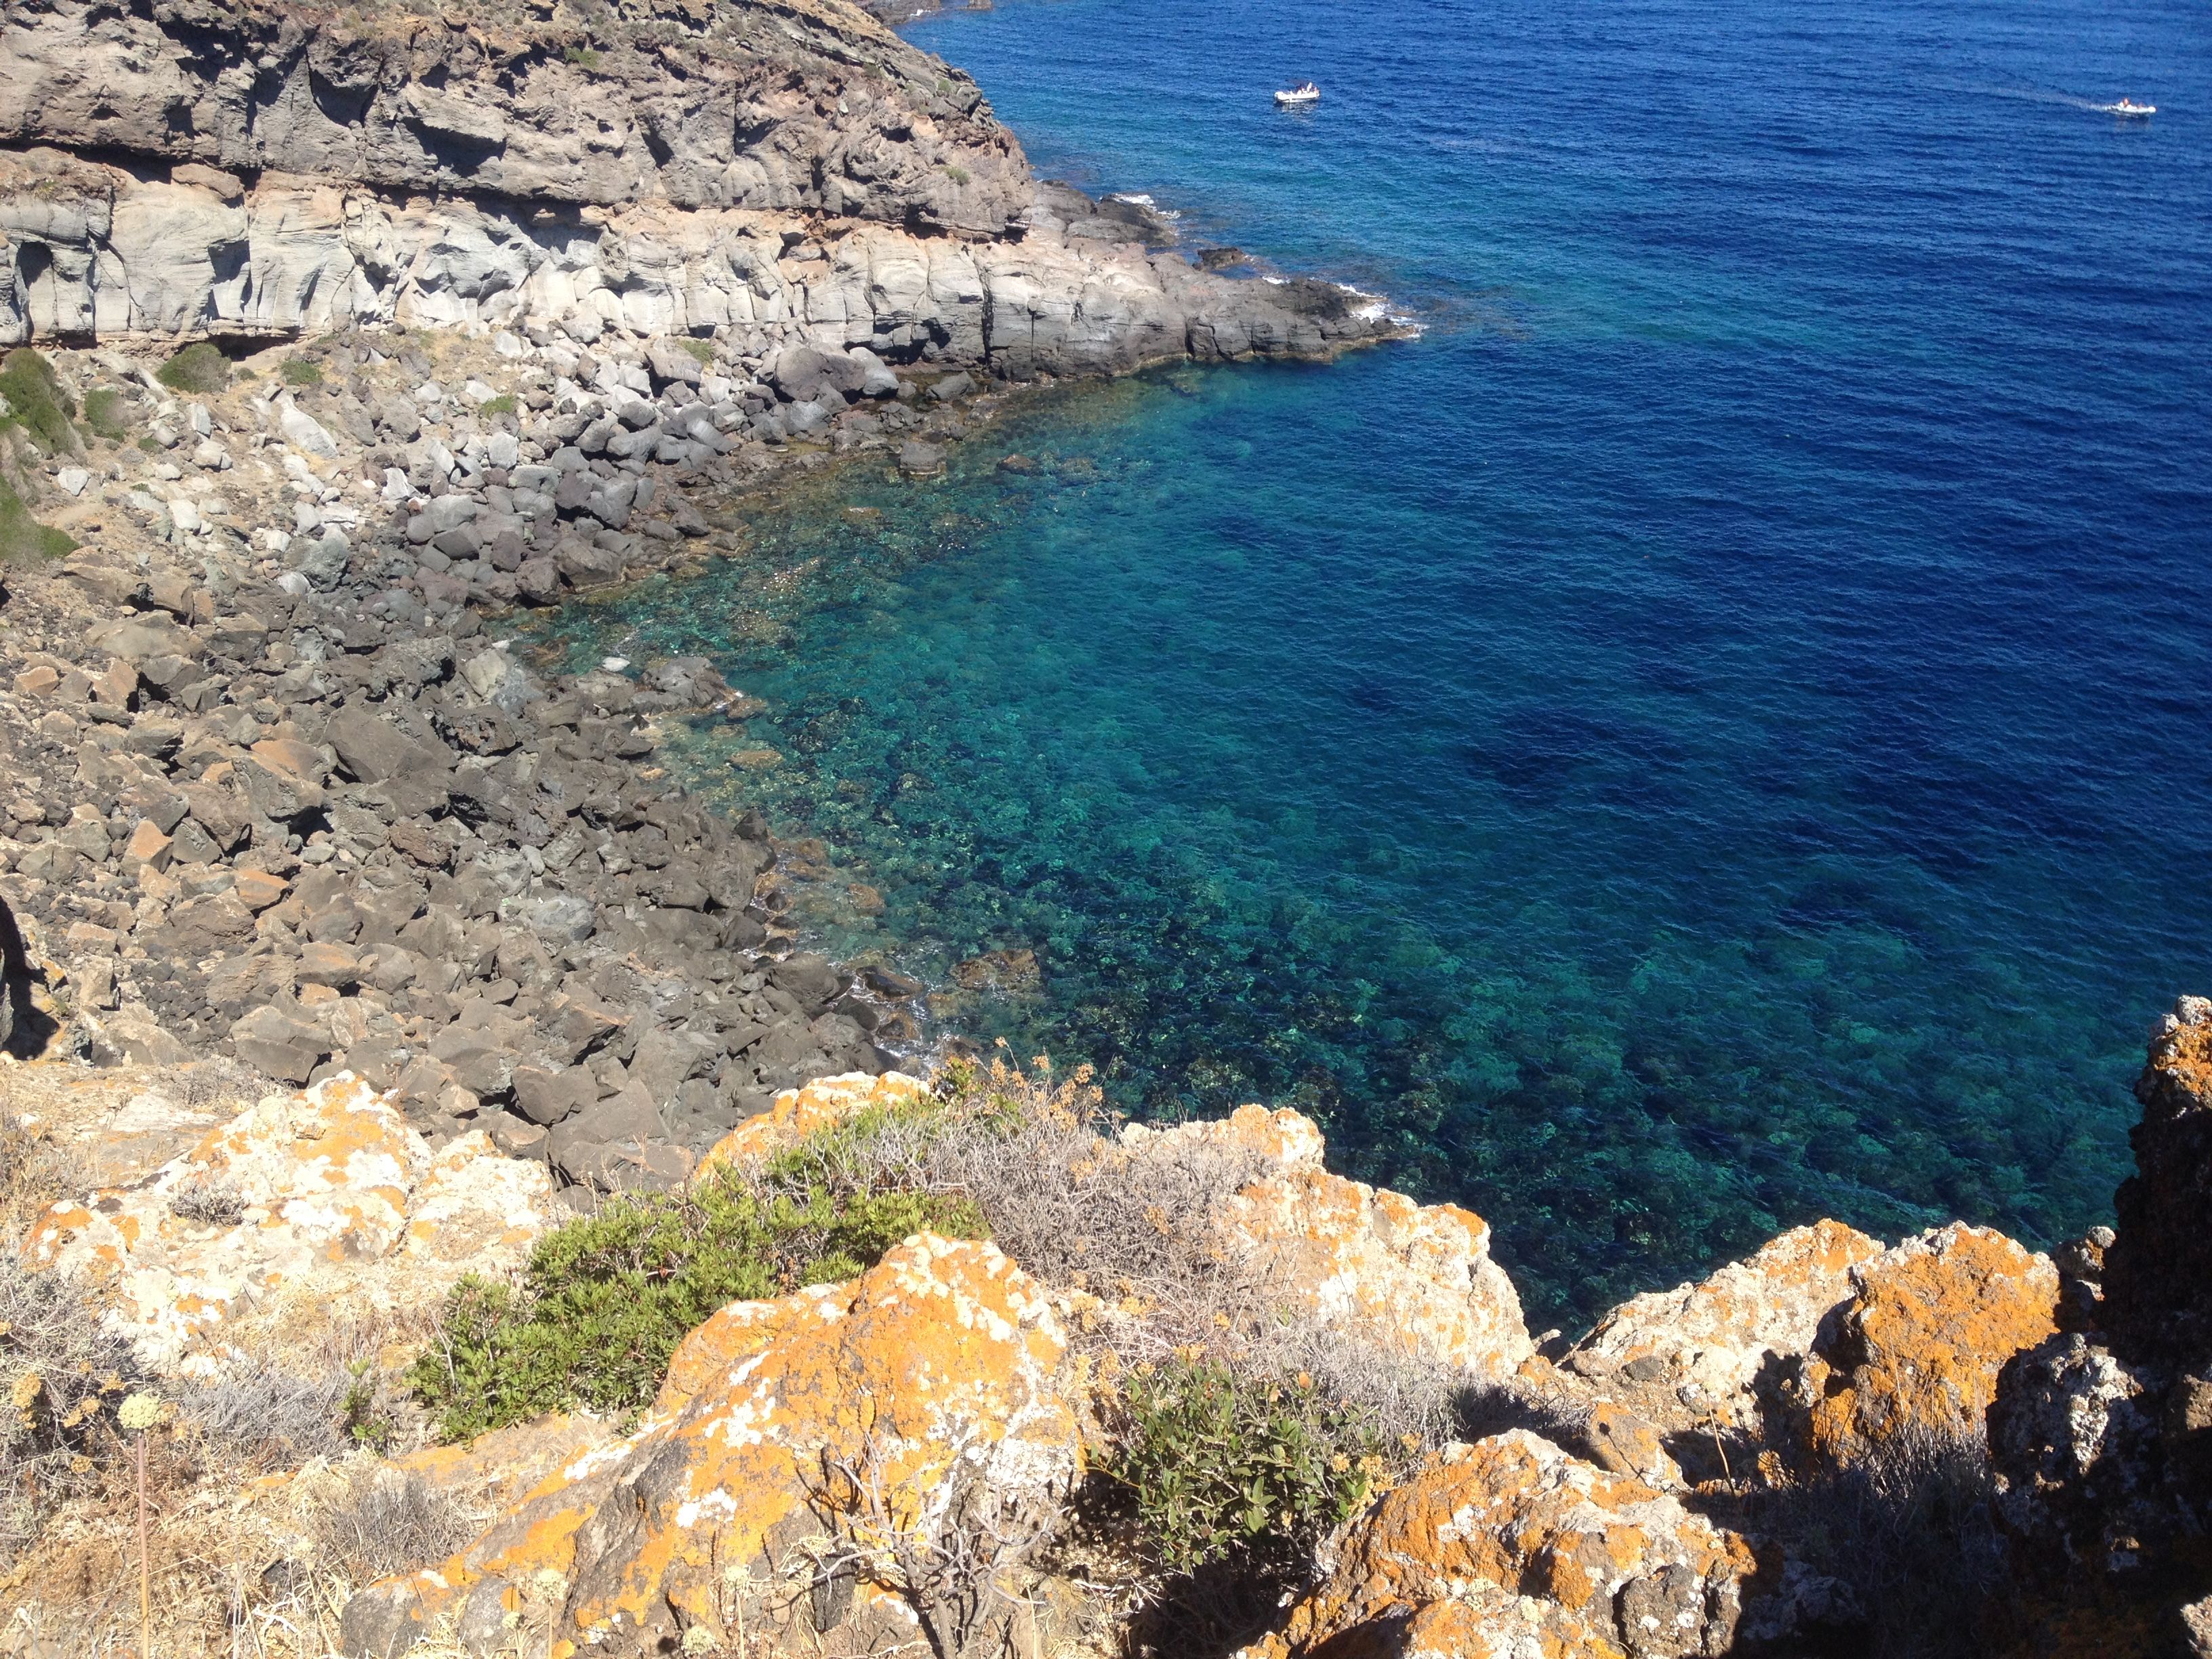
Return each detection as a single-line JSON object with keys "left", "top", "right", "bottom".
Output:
{"left": 20, "top": 1071, "right": 558, "bottom": 1373}
{"left": 0, "top": 321, "right": 961, "bottom": 1200}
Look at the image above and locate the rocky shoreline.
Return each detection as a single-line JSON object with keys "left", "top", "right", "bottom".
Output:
{"left": 0, "top": 0, "right": 1406, "bottom": 1193}
{"left": 0, "top": 314, "right": 1205, "bottom": 1191}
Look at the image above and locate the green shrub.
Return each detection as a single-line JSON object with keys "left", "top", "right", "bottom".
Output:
{"left": 279, "top": 356, "right": 323, "bottom": 388}
{"left": 1098, "top": 1358, "right": 1392, "bottom": 1582}
{"left": 155, "top": 341, "right": 230, "bottom": 396}
{"left": 0, "top": 477, "right": 76, "bottom": 564}
{"left": 409, "top": 1102, "right": 987, "bottom": 1441}
{"left": 678, "top": 337, "right": 716, "bottom": 365}
{"left": 81, "top": 386, "right": 131, "bottom": 442}
{"left": 0, "top": 350, "right": 77, "bottom": 454}
{"left": 564, "top": 43, "right": 601, "bottom": 68}
{"left": 478, "top": 392, "right": 518, "bottom": 416}
{"left": 944, "top": 163, "right": 970, "bottom": 186}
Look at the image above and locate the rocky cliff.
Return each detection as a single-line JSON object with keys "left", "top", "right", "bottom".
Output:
{"left": 0, "top": 0, "right": 1400, "bottom": 372}
{"left": 3, "top": 1004, "right": 2205, "bottom": 1657}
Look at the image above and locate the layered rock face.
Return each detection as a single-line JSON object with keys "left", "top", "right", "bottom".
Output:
{"left": 0, "top": 1, "right": 1400, "bottom": 371}
{"left": 2, "top": 0, "right": 1029, "bottom": 228}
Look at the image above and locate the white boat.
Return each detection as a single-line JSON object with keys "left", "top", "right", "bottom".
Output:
{"left": 1275, "top": 82, "right": 1320, "bottom": 106}
{"left": 2104, "top": 97, "right": 2155, "bottom": 117}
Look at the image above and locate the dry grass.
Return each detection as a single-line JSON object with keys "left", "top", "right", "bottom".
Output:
{"left": 310, "top": 1466, "right": 473, "bottom": 1587}
{"left": 0, "top": 1256, "right": 155, "bottom": 1565}
{"left": 1708, "top": 1422, "right": 2006, "bottom": 1659}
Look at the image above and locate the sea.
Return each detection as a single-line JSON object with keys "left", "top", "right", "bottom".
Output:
{"left": 531, "top": 0, "right": 2212, "bottom": 1325}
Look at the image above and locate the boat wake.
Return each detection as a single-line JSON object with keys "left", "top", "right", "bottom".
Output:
{"left": 1972, "top": 82, "right": 2156, "bottom": 116}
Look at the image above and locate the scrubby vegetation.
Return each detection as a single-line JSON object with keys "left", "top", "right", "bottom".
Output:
{"left": 478, "top": 391, "right": 518, "bottom": 415}
{"left": 678, "top": 337, "right": 716, "bottom": 365}
{"left": 1099, "top": 1358, "right": 1392, "bottom": 1580}
{"left": 155, "top": 340, "right": 229, "bottom": 395}
{"left": 80, "top": 384, "right": 132, "bottom": 441}
{"left": 409, "top": 1094, "right": 989, "bottom": 1439}
{"left": 0, "top": 350, "right": 79, "bottom": 455}
{"left": 0, "top": 1256, "right": 155, "bottom": 1562}
{"left": 0, "top": 478, "right": 75, "bottom": 564}
{"left": 279, "top": 356, "right": 323, "bottom": 387}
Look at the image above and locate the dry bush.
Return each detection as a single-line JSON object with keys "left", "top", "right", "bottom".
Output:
{"left": 182, "top": 1357, "right": 351, "bottom": 1471}
{"left": 312, "top": 1465, "right": 473, "bottom": 1586}
{"left": 0, "top": 1256, "right": 155, "bottom": 1563}
{"left": 0, "top": 1109, "right": 67, "bottom": 1240}
{"left": 169, "top": 1173, "right": 247, "bottom": 1227}
{"left": 1718, "top": 1423, "right": 2005, "bottom": 1658}
{"left": 920, "top": 1053, "right": 1472, "bottom": 1451}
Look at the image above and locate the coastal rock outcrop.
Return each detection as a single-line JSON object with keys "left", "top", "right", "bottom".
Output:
{"left": 20, "top": 1071, "right": 556, "bottom": 1371}
{"left": 1133, "top": 1103, "right": 1534, "bottom": 1380}
{"left": 1240, "top": 1429, "right": 1754, "bottom": 1659}
{"left": 342, "top": 1233, "right": 1086, "bottom": 1658}
{"left": 0, "top": 1, "right": 1402, "bottom": 372}
{"left": 1980, "top": 995, "right": 2212, "bottom": 1655}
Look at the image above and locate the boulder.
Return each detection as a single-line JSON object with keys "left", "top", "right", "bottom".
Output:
{"left": 1571, "top": 1218, "right": 1885, "bottom": 1433}
{"left": 228, "top": 1003, "right": 331, "bottom": 1083}
{"left": 768, "top": 344, "right": 867, "bottom": 405}
{"left": 1128, "top": 1105, "right": 1532, "bottom": 1380}
{"left": 328, "top": 708, "right": 455, "bottom": 786}
{"left": 767, "top": 950, "right": 846, "bottom": 1012}
{"left": 1801, "top": 1222, "right": 2058, "bottom": 1465}
{"left": 1241, "top": 1429, "right": 1753, "bottom": 1659}
{"left": 343, "top": 1237, "right": 1084, "bottom": 1655}
{"left": 22, "top": 1074, "right": 556, "bottom": 1372}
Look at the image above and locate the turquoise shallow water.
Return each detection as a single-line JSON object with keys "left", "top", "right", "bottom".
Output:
{"left": 538, "top": 0, "right": 2212, "bottom": 1322}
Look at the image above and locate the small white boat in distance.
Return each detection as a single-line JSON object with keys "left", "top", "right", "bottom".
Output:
{"left": 2104, "top": 97, "right": 2155, "bottom": 117}
{"left": 1275, "top": 82, "right": 1320, "bottom": 106}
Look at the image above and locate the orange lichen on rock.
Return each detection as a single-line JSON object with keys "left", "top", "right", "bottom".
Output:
{"left": 1572, "top": 1219, "right": 1885, "bottom": 1430}
{"left": 695, "top": 1069, "right": 931, "bottom": 1172}
{"left": 18, "top": 1073, "right": 558, "bottom": 1374}
{"left": 1805, "top": 1221, "right": 2058, "bottom": 1463}
{"left": 1240, "top": 1429, "right": 1753, "bottom": 1659}
{"left": 1120, "top": 1105, "right": 1530, "bottom": 1378}
{"left": 1120, "top": 1101, "right": 1329, "bottom": 1170}
{"left": 346, "top": 1234, "right": 1084, "bottom": 1656}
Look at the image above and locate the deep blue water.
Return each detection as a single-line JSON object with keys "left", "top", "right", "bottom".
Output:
{"left": 540, "top": 0, "right": 2212, "bottom": 1322}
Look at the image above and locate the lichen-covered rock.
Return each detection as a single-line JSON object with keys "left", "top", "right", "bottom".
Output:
{"left": 1988, "top": 1332, "right": 2159, "bottom": 1570}
{"left": 1177, "top": 1105, "right": 1533, "bottom": 1379}
{"left": 1240, "top": 1429, "right": 1753, "bottom": 1659}
{"left": 2102, "top": 994, "right": 2212, "bottom": 1366}
{"left": 1572, "top": 1219, "right": 1885, "bottom": 1433}
{"left": 1801, "top": 1222, "right": 2058, "bottom": 1463}
{"left": 20, "top": 1073, "right": 556, "bottom": 1373}
{"left": 696, "top": 1068, "right": 931, "bottom": 1170}
{"left": 346, "top": 1235, "right": 1084, "bottom": 1656}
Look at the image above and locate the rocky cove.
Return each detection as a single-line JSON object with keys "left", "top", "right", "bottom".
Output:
{"left": 0, "top": 0, "right": 2207, "bottom": 1656}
